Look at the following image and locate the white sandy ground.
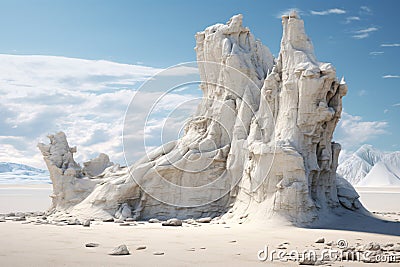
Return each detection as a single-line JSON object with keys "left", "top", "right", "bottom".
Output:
{"left": 0, "top": 184, "right": 399, "bottom": 266}
{"left": 0, "top": 184, "right": 52, "bottom": 213}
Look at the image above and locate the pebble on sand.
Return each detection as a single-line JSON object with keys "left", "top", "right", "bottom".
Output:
{"left": 109, "top": 244, "right": 130, "bottom": 256}
{"left": 85, "top": 243, "right": 99, "bottom": 248}
{"left": 162, "top": 218, "right": 182, "bottom": 226}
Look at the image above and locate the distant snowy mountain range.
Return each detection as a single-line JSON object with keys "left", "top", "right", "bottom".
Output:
{"left": 0, "top": 162, "right": 50, "bottom": 184}
{"left": 337, "top": 145, "right": 400, "bottom": 187}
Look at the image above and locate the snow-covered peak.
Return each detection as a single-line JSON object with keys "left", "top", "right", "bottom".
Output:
{"left": 353, "top": 144, "right": 383, "bottom": 165}
{"left": 0, "top": 162, "right": 46, "bottom": 174}
{"left": 0, "top": 162, "right": 50, "bottom": 184}
{"left": 338, "top": 145, "right": 400, "bottom": 186}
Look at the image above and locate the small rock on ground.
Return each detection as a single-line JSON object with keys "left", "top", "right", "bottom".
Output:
{"left": 85, "top": 243, "right": 99, "bottom": 248}
{"left": 315, "top": 237, "right": 325, "bottom": 243}
{"left": 153, "top": 251, "right": 165, "bottom": 256}
{"left": 136, "top": 245, "right": 147, "bottom": 250}
{"left": 196, "top": 217, "right": 212, "bottom": 223}
{"left": 109, "top": 244, "right": 130, "bottom": 256}
{"left": 299, "top": 258, "right": 323, "bottom": 265}
{"left": 162, "top": 218, "right": 182, "bottom": 226}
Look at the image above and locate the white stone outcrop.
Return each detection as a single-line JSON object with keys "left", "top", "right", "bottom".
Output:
{"left": 38, "top": 12, "right": 366, "bottom": 225}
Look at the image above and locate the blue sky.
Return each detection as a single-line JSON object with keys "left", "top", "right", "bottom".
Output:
{"left": 0, "top": 0, "right": 399, "bottom": 167}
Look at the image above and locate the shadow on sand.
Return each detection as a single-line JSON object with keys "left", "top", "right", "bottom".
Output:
{"left": 307, "top": 208, "right": 400, "bottom": 237}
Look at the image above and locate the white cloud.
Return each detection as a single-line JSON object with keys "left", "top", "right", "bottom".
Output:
{"left": 352, "top": 27, "right": 378, "bottom": 39}
{"left": 0, "top": 54, "right": 170, "bottom": 168}
{"left": 384, "top": 109, "right": 389, "bottom": 114}
{"left": 358, "top": 90, "right": 367, "bottom": 96}
{"left": 381, "top": 43, "right": 400, "bottom": 47}
{"left": 345, "top": 16, "right": 360, "bottom": 24}
{"left": 310, "top": 8, "right": 346, "bottom": 16}
{"left": 334, "top": 112, "right": 389, "bottom": 150}
{"left": 369, "top": 51, "right": 384, "bottom": 56}
{"left": 360, "top": 6, "right": 372, "bottom": 15}
{"left": 393, "top": 103, "right": 400, "bottom": 107}
{"left": 382, "top": 75, "right": 400, "bottom": 79}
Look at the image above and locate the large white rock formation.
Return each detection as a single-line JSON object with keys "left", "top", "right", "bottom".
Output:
{"left": 38, "top": 12, "right": 365, "bottom": 224}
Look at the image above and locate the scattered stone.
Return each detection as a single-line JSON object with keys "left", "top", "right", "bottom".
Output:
{"left": 325, "top": 241, "right": 334, "bottom": 246}
{"left": 148, "top": 218, "right": 160, "bottom": 223}
{"left": 15, "top": 212, "right": 25, "bottom": 217}
{"left": 363, "top": 242, "right": 380, "bottom": 251}
{"left": 153, "top": 251, "right": 164, "bottom": 256}
{"left": 136, "top": 245, "right": 146, "bottom": 250}
{"left": 109, "top": 244, "right": 130, "bottom": 256}
{"left": 125, "top": 218, "right": 136, "bottom": 222}
{"left": 187, "top": 248, "right": 196, "bottom": 251}
{"left": 102, "top": 218, "right": 114, "bottom": 222}
{"left": 315, "top": 237, "right": 325, "bottom": 244}
{"left": 21, "top": 221, "right": 31, "bottom": 224}
{"left": 119, "top": 223, "right": 131, "bottom": 226}
{"left": 299, "top": 258, "right": 323, "bottom": 265}
{"left": 277, "top": 242, "right": 289, "bottom": 249}
{"left": 0, "top": 216, "right": 6, "bottom": 222}
{"left": 7, "top": 212, "right": 15, "bottom": 217}
{"left": 67, "top": 219, "right": 80, "bottom": 225}
{"left": 229, "top": 240, "right": 237, "bottom": 243}
{"left": 184, "top": 218, "right": 196, "bottom": 224}
{"left": 196, "top": 217, "right": 212, "bottom": 223}
{"left": 35, "top": 211, "right": 45, "bottom": 216}
{"left": 392, "top": 245, "right": 400, "bottom": 252}
{"left": 83, "top": 220, "right": 91, "bottom": 227}
{"left": 162, "top": 218, "right": 182, "bottom": 227}
{"left": 381, "top": 243, "right": 394, "bottom": 251}
{"left": 85, "top": 243, "right": 99, "bottom": 248}
{"left": 114, "top": 219, "right": 124, "bottom": 223}
{"left": 277, "top": 244, "right": 287, "bottom": 249}
{"left": 239, "top": 214, "right": 248, "bottom": 219}
{"left": 200, "top": 247, "right": 206, "bottom": 250}
{"left": 13, "top": 217, "right": 26, "bottom": 221}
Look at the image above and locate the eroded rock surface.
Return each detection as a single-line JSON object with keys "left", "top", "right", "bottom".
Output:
{"left": 38, "top": 12, "right": 366, "bottom": 225}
